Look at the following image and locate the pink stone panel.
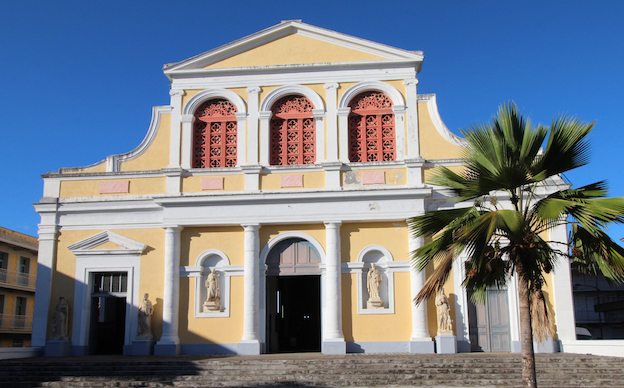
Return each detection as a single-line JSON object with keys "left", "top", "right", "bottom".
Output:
{"left": 99, "top": 180, "right": 130, "bottom": 194}
{"left": 362, "top": 171, "right": 386, "bottom": 185}
{"left": 281, "top": 174, "right": 303, "bottom": 188}
{"left": 202, "top": 177, "right": 224, "bottom": 190}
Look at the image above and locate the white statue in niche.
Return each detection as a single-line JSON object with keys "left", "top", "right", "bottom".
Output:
{"left": 203, "top": 268, "right": 223, "bottom": 312}
{"left": 51, "top": 296, "right": 69, "bottom": 341}
{"left": 136, "top": 293, "right": 154, "bottom": 340}
{"left": 366, "top": 263, "right": 384, "bottom": 309}
{"left": 435, "top": 290, "right": 453, "bottom": 335}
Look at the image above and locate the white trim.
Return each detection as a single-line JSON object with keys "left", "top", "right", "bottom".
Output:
{"left": 259, "top": 84, "right": 325, "bottom": 112}
{"left": 182, "top": 88, "right": 247, "bottom": 116}
{"left": 419, "top": 94, "right": 466, "bottom": 147}
{"left": 355, "top": 245, "right": 395, "bottom": 315}
{"left": 259, "top": 231, "right": 326, "bottom": 265}
{"left": 67, "top": 230, "right": 147, "bottom": 254}
{"left": 338, "top": 80, "right": 405, "bottom": 108}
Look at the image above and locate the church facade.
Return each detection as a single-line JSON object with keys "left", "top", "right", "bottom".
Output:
{"left": 32, "top": 21, "right": 576, "bottom": 356}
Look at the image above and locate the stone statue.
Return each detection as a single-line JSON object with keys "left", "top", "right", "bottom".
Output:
{"left": 366, "top": 263, "right": 384, "bottom": 309}
{"left": 51, "top": 296, "right": 69, "bottom": 341}
{"left": 435, "top": 290, "right": 453, "bottom": 334}
{"left": 203, "top": 268, "right": 223, "bottom": 312}
{"left": 136, "top": 293, "right": 154, "bottom": 340}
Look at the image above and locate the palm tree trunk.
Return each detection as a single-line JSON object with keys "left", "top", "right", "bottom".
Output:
{"left": 517, "top": 263, "right": 537, "bottom": 388}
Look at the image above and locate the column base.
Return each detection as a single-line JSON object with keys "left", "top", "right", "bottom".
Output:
{"left": 409, "top": 339, "right": 435, "bottom": 354}
{"left": 322, "top": 340, "right": 346, "bottom": 354}
{"left": 154, "top": 342, "right": 180, "bottom": 356}
{"left": 133, "top": 340, "right": 156, "bottom": 356}
{"left": 238, "top": 340, "right": 261, "bottom": 355}
{"left": 435, "top": 335, "right": 457, "bottom": 354}
{"left": 45, "top": 341, "right": 72, "bottom": 357}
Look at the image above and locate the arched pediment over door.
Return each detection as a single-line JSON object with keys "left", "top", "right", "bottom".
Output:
{"left": 266, "top": 238, "right": 321, "bottom": 276}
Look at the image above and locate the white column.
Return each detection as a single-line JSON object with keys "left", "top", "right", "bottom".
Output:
{"left": 155, "top": 226, "right": 182, "bottom": 355}
{"left": 392, "top": 104, "right": 407, "bottom": 161}
{"left": 239, "top": 223, "right": 261, "bottom": 354}
{"left": 404, "top": 78, "right": 420, "bottom": 158}
{"left": 323, "top": 221, "right": 346, "bottom": 354}
{"left": 31, "top": 225, "right": 58, "bottom": 347}
{"left": 245, "top": 86, "right": 261, "bottom": 165}
{"left": 180, "top": 114, "right": 194, "bottom": 169}
{"left": 168, "top": 89, "right": 185, "bottom": 168}
{"left": 324, "top": 83, "right": 339, "bottom": 162}
{"left": 408, "top": 220, "right": 434, "bottom": 353}
{"left": 258, "top": 111, "right": 272, "bottom": 165}
{"left": 313, "top": 109, "right": 325, "bottom": 163}
{"left": 337, "top": 107, "right": 351, "bottom": 163}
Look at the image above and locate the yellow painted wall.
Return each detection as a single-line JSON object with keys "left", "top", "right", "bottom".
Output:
{"left": 181, "top": 175, "right": 245, "bottom": 193}
{"left": 50, "top": 228, "right": 166, "bottom": 341}
{"left": 206, "top": 34, "right": 384, "bottom": 69}
{"left": 59, "top": 177, "right": 166, "bottom": 197}
{"left": 180, "top": 227, "right": 245, "bottom": 267}
{"left": 120, "top": 114, "right": 171, "bottom": 172}
{"left": 340, "top": 222, "right": 408, "bottom": 263}
{"left": 259, "top": 172, "right": 325, "bottom": 190}
{"left": 417, "top": 102, "right": 463, "bottom": 160}
{"left": 423, "top": 165, "right": 464, "bottom": 185}
{"left": 343, "top": 272, "right": 412, "bottom": 342}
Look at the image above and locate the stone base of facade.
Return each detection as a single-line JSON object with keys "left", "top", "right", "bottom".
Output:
{"left": 409, "top": 339, "right": 435, "bottom": 354}
{"left": 322, "top": 340, "right": 346, "bottom": 354}
{"left": 435, "top": 335, "right": 457, "bottom": 354}
{"left": 45, "top": 341, "right": 71, "bottom": 357}
{"left": 132, "top": 340, "right": 156, "bottom": 356}
{"left": 456, "top": 340, "right": 471, "bottom": 353}
{"left": 154, "top": 342, "right": 180, "bottom": 356}
{"left": 237, "top": 340, "right": 261, "bottom": 355}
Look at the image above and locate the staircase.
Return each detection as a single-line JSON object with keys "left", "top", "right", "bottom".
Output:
{"left": 1, "top": 352, "right": 623, "bottom": 387}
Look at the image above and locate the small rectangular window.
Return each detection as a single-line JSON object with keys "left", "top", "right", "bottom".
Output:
{"left": 18, "top": 257, "right": 30, "bottom": 274}
{"left": 0, "top": 294, "right": 5, "bottom": 314}
{"left": 15, "top": 297, "right": 26, "bottom": 316}
{"left": 92, "top": 272, "right": 127, "bottom": 294}
{"left": 0, "top": 252, "right": 7, "bottom": 269}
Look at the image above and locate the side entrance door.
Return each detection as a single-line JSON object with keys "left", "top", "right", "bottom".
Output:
{"left": 468, "top": 289, "right": 511, "bottom": 352}
{"left": 89, "top": 272, "right": 127, "bottom": 355}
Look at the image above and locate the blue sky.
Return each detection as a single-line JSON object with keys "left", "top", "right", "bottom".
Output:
{"left": 1, "top": 1, "right": 623, "bottom": 242}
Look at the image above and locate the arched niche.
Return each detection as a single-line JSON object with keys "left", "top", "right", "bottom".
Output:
{"left": 357, "top": 245, "right": 395, "bottom": 314}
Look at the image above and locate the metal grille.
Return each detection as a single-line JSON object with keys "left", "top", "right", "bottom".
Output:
{"left": 193, "top": 99, "right": 237, "bottom": 168}
{"left": 92, "top": 272, "right": 127, "bottom": 294}
{"left": 348, "top": 91, "right": 395, "bottom": 162}
{"left": 270, "top": 95, "right": 315, "bottom": 165}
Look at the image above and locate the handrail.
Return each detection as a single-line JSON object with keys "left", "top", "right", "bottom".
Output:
{"left": 0, "top": 268, "right": 36, "bottom": 289}
{"left": 0, "top": 314, "right": 33, "bottom": 331}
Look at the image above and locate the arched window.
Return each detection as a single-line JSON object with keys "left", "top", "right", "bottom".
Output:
{"left": 193, "top": 99, "right": 237, "bottom": 168}
{"left": 348, "top": 91, "right": 395, "bottom": 162}
{"left": 270, "top": 95, "right": 315, "bottom": 165}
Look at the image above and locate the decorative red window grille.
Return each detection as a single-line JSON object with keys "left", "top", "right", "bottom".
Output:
{"left": 193, "top": 99, "right": 237, "bottom": 168}
{"left": 348, "top": 91, "right": 395, "bottom": 162}
{"left": 270, "top": 95, "right": 316, "bottom": 166}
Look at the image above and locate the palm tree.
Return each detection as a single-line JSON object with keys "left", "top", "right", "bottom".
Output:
{"left": 408, "top": 103, "right": 624, "bottom": 388}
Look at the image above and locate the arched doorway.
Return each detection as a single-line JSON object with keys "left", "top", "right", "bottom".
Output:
{"left": 266, "top": 238, "right": 321, "bottom": 353}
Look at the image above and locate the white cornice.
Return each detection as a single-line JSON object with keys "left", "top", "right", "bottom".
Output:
{"left": 163, "top": 21, "right": 423, "bottom": 77}
{"left": 67, "top": 230, "right": 147, "bottom": 254}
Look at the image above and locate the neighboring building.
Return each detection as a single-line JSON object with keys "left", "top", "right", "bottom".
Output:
{"left": 573, "top": 272, "right": 624, "bottom": 339}
{"left": 32, "top": 21, "right": 576, "bottom": 356}
{"left": 0, "top": 227, "right": 37, "bottom": 347}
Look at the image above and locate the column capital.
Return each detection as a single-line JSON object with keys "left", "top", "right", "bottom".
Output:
{"left": 324, "top": 82, "right": 339, "bottom": 90}
{"left": 337, "top": 107, "right": 351, "bottom": 117}
{"left": 37, "top": 225, "right": 59, "bottom": 240}
{"left": 164, "top": 225, "right": 183, "bottom": 233}
{"left": 170, "top": 89, "right": 186, "bottom": 97}
{"left": 392, "top": 104, "right": 407, "bottom": 114}
{"left": 246, "top": 86, "right": 262, "bottom": 94}
{"left": 323, "top": 221, "right": 342, "bottom": 228}
{"left": 181, "top": 114, "right": 195, "bottom": 123}
{"left": 242, "top": 223, "right": 261, "bottom": 231}
{"left": 404, "top": 78, "right": 419, "bottom": 86}
{"left": 258, "top": 111, "right": 273, "bottom": 120}
{"left": 234, "top": 112, "right": 248, "bottom": 121}
{"left": 312, "top": 109, "right": 325, "bottom": 119}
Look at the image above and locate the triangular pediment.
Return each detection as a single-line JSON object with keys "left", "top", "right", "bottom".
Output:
{"left": 164, "top": 20, "right": 423, "bottom": 74}
{"left": 68, "top": 231, "right": 147, "bottom": 255}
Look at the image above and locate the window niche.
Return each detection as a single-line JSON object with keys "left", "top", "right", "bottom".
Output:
{"left": 357, "top": 245, "right": 395, "bottom": 315}
{"left": 193, "top": 250, "right": 231, "bottom": 318}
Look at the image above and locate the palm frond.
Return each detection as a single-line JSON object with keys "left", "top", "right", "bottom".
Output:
{"left": 413, "top": 250, "right": 454, "bottom": 305}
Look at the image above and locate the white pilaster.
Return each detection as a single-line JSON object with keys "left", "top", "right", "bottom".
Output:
{"left": 405, "top": 157, "right": 425, "bottom": 186}
{"left": 313, "top": 109, "right": 325, "bottom": 163}
{"left": 245, "top": 86, "right": 261, "bottom": 165}
{"left": 180, "top": 114, "right": 194, "bottom": 169}
{"left": 408, "top": 219, "right": 434, "bottom": 353}
{"left": 168, "top": 89, "right": 185, "bottom": 168}
{"left": 551, "top": 223, "right": 576, "bottom": 342}
{"left": 239, "top": 224, "right": 261, "bottom": 354}
{"left": 235, "top": 112, "right": 248, "bottom": 166}
{"left": 258, "top": 111, "right": 272, "bottom": 166}
{"left": 323, "top": 221, "right": 346, "bottom": 354}
{"left": 337, "top": 107, "right": 351, "bottom": 163}
{"left": 155, "top": 226, "right": 182, "bottom": 355}
{"left": 392, "top": 104, "right": 407, "bottom": 161}
{"left": 31, "top": 225, "right": 58, "bottom": 347}
{"left": 324, "top": 83, "right": 339, "bottom": 162}
{"left": 404, "top": 78, "right": 420, "bottom": 158}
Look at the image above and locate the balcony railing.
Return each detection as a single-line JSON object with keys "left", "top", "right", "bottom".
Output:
{"left": 0, "top": 314, "right": 33, "bottom": 331}
{"left": 0, "top": 269, "right": 36, "bottom": 289}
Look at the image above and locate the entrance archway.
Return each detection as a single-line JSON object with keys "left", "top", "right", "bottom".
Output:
{"left": 266, "top": 238, "right": 322, "bottom": 353}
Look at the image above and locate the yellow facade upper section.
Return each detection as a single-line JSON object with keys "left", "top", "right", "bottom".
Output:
{"left": 205, "top": 33, "right": 385, "bottom": 69}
